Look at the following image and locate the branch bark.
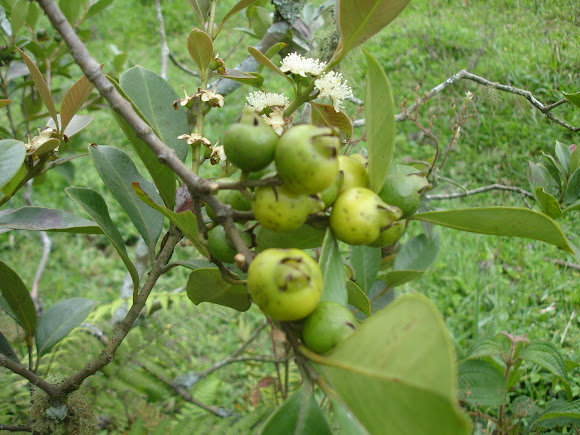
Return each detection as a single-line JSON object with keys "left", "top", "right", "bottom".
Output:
{"left": 426, "top": 183, "right": 534, "bottom": 200}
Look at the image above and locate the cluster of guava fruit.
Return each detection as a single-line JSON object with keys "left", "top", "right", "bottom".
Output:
{"left": 206, "top": 108, "right": 430, "bottom": 354}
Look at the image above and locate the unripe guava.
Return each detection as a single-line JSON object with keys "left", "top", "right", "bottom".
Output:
{"left": 223, "top": 107, "right": 279, "bottom": 172}
{"left": 367, "top": 220, "right": 406, "bottom": 247}
{"left": 275, "top": 125, "right": 340, "bottom": 194}
{"left": 247, "top": 248, "right": 323, "bottom": 321}
{"left": 253, "top": 185, "right": 324, "bottom": 232}
{"left": 302, "top": 301, "right": 357, "bottom": 354}
{"left": 319, "top": 171, "right": 344, "bottom": 207}
{"left": 208, "top": 224, "right": 252, "bottom": 263}
{"left": 338, "top": 155, "right": 369, "bottom": 194}
{"left": 330, "top": 187, "right": 402, "bottom": 245}
{"left": 378, "top": 166, "right": 430, "bottom": 218}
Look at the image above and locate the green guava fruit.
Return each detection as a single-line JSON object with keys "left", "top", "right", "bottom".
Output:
{"left": 275, "top": 125, "right": 340, "bottom": 194}
{"left": 319, "top": 171, "right": 344, "bottom": 207}
{"left": 208, "top": 224, "right": 252, "bottom": 263}
{"left": 223, "top": 107, "right": 279, "bottom": 172}
{"left": 338, "top": 155, "right": 369, "bottom": 194}
{"left": 367, "top": 219, "right": 406, "bottom": 247}
{"left": 302, "top": 301, "right": 357, "bottom": 354}
{"left": 378, "top": 166, "right": 430, "bottom": 218}
{"left": 253, "top": 185, "right": 324, "bottom": 232}
{"left": 330, "top": 187, "right": 402, "bottom": 245}
{"left": 247, "top": 248, "right": 323, "bottom": 321}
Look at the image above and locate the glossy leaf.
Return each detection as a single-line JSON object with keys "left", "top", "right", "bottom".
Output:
{"left": 119, "top": 66, "right": 188, "bottom": 162}
{"left": 412, "top": 207, "right": 575, "bottom": 254}
{"left": 109, "top": 76, "right": 176, "bottom": 208}
{"left": 0, "top": 206, "right": 102, "bottom": 233}
{"left": 318, "top": 294, "right": 470, "bottom": 434}
{"left": 35, "top": 298, "right": 98, "bottom": 357}
{"left": 66, "top": 187, "right": 140, "bottom": 294}
{"left": 311, "top": 102, "right": 352, "bottom": 143}
{"left": 0, "top": 139, "right": 26, "bottom": 190}
{"left": 133, "top": 183, "right": 209, "bottom": 258}
{"left": 260, "top": 387, "right": 333, "bottom": 435}
{"left": 571, "top": 146, "right": 580, "bottom": 174}
{"left": 187, "top": 29, "right": 214, "bottom": 78}
{"left": 186, "top": 268, "right": 250, "bottom": 312}
{"left": 256, "top": 224, "right": 325, "bottom": 251}
{"left": 346, "top": 280, "right": 371, "bottom": 317}
{"left": 330, "top": 399, "right": 369, "bottom": 435}
{"left": 248, "top": 46, "right": 292, "bottom": 82}
{"left": 458, "top": 360, "right": 506, "bottom": 406}
{"left": 0, "top": 331, "right": 20, "bottom": 363}
{"left": 319, "top": 228, "right": 347, "bottom": 305}
{"left": 364, "top": 50, "right": 395, "bottom": 193}
{"left": 535, "top": 187, "right": 562, "bottom": 219}
{"left": 563, "top": 167, "right": 580, "bottom": 204}
{"left": 554, "top": 141, "right": 571, "bottom": 178}
{"left": 563, "top": 90, "right": 580, "bottom": 109}
{"left": 0, "top": 260, "right": 36, "bottom": 336}
{"left": 60, "top": 73, "right": 94, "bottom": 134}
{"left": 215, "top": 0, "right": 262, "bottom": 38}
{"left": 32, "top": 138, "right": 60, "bottom": 155}
{"left": 217, "top": 68, "right": 264, "bottom": 88}
{"left": 16, "top": 47, "right": 58, "bottom": 127}
{"left": 380, "top": 269, "right": 424, "bottom": 288}
{"left": 394, "top": 233, "right": 440, "bottom": 271}
{"left": 89, "top": 145, "right": 164, "bottom": 252}
{"left": 337, "top": 0, "right": 412, "bottom": 57}
{"left": 10, "top": 0, "right": 28, "bottom": 36}
{"left": 350, "top": 245, "right": 380, "bottom": 293}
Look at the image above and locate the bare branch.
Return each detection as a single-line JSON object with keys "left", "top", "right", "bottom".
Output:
{"left": 0, "top": 355, "right": 55, "bottom": 393}
{"left": 353, "top": 70, "right": 579, "bottom": 132}
{"left": 426, "top": 183, "right": 534, "bottom": 200}
{"left": 543, "top": 257, "right": 580, "bottom": 271}
{"left": 154, "top": 0, "right": 169, "bottom": 80}
{"left": 168, "top": 51, "right": 200, "bottom": 77}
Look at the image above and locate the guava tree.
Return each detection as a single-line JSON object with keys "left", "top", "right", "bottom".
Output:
{"left": 0, "top": 0, "right": 579, "bottom": 433}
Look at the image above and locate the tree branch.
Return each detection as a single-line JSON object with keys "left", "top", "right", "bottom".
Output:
{"left": 154, "top": 0, "right": 169, "bottom": 80}
{"left": 0, "top": 425, "right": 32, "bottom": 432}
{"left": 426, "top": 183, "right": 534, "bottom": 200}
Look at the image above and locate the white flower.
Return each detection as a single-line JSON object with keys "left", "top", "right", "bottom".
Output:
{"left": 246, "top": 91, "right": 289, "bottom": 113}
{"left": 314, "top": 71, "right": 353, "bottom": 112}
{"left": 280, "top": 52, "right": 326, "bottom": 77}
{"left": 177, "top": 133, "right": 211, "bottom": 148}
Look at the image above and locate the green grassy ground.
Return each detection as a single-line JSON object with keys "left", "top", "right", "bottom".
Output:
{"left": 1, "top": 0, "right": 579, "bottom": 432}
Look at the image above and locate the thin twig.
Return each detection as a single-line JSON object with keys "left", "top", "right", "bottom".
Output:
{"left": 168, "top": 51, "right": 200, "bottom": 77}
{"left": 426, "top": 183, "right": 534, "bottom": 200}
{"left": 560, "top": 309, "right": 577, "bottom": 345}
{"left": 0, "top": 425, "right": 32, "bottom": 432}
{"left": 154, "top": 0, "right": 169, "bottom": 80}
{"left": 543, "top": 257, "right": 580, "bottom": 271}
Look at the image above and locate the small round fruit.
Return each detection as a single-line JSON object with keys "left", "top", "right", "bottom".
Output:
{"left": 208, "top": 224, "right": 251, "bottom": 263}
{"left": 302, "top": 301, "right": 357, "bottom": 354}
{"left": 367, "top": 220, "right": 406, "bottom": 247}
{"left": 247, "top": 249, "right": 323, "bottom": 321}
{"left": 253, "top": 185, "right": 324, "bottom": 232}
{"left": 378, "top": 169, "right": 430, "bottom": 218}
{"left": 319, "top": 172, "right": 344, "bottom": 207}
{"left": 338, "top": 155, "right": 369, "bottom": 194}
{"left": 330, "top": 187, "right": 402, "bottom": 245}
{"left": 275, "top": 125, "right": 340, "bottom": 194}
{"left": 223, "top": 107, "right": 279, "bottom": 172}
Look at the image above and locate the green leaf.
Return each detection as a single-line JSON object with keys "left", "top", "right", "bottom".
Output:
{"left": 119, "top": 66, "right": 188, "bottom": 162}
{"left": 187, "top": 29, "right": 214, "bottom": 78}
{"left": 554, "top": 141, "right": 571, "bottom": 178}
{"left": 66, "top": 187, "right": 140, "bottom": 295}
{"left": 337, "top": 0, "right": 412, "bottom": 57}
{"left": 0, "top": 261, "right": 36, "bottom": 336}
{"left": 0, "top": 139, "right": 26, "bottom": 191}
{"left": 59, "top": 0, "right": 82, "bottom": 23}
{"left": 109, "top": 76, "right": 176, "bottom": 209}
{"left": 186, "top": 268, "right": 250, "bottom": 312}
{"left": 318, "top": 294, "right": 470, "bottom": 435}
{"left": 89, "top": 145, "right": 164, "bottom": 252}
{"left": 133, "top": 183, "right": 209, "bottom": 258}
{"left": 260, "top": 387, "right": 333, "bottom": 435}
{"left": 393, "top": 233, "right": 440, "bottom": 271}
{"left": 350, "top": 245, "right": 380, "bottom": 293}
{"left": 215, "top": 0, "right": 262, "bottom": 38}
{"left": 25, "top": 1, "right": 41, "bottom": 28}
{"left": 411, "top": 207, "right": 575, "bottom": 254}
{"left": 466, "top": 337, "right": 505, "bottom": 359}
{"left": 563, "top": 167, "right": 580, "bottom": 204}
{"left": 47, "top": 114, "right": 94, "bottom": 138}
{"left": 380, "top": 269, "right": 424, "bottom": 288}
{"left": 563, "top": 90, "right": 580, "bottom": 109}
{"left": 35, "top": 298, "right": 98, "bottom": 357}
{"left": 256, "top": 224, "right": 325, "bottom": 251}
{"left": 319, "top": 228, "right": 347, "bottom": 305}
{"left": 535, "top": 187, "right": 562, "bottom": 219}
{"left": 185, "top": 0, "right": 210, "bottom": 26}
{"left": 528, "top": 161, "right": 560, "bottom": 197}
{"left": 311, "top": 102, "right": 352, "bottom": 143}
{"left": 60, "top": 73, "right": 94, "bottom": 135}
{"left": 0, "top": 206, "right": 102, "bottom": 233}
{"left": 519, "top": 341, "right": 570, "bottom": 395}
{"left": 458, "top": 360, "right": 506, "bottom": 406}
{"left": 10, "top": 0, "right": 28, "bottom": 36}
{"left": 346, "top": 280, "right": 371, "bottom": 317}
{"left": 570, "top": 146, "right": 580, "bottom": 174}
{"left": 15, "top": 47, "right": 58, "bottom": 128}
{"left": 217, "top": 68, "right": 264, "bottom": 88}
{"left": 0, "top": 331, "right": 20, "bottom": 363}
{"left": 563, "top": 199, "right": 580, "bottom": 214}
{"left": 530, "top": 399, "right": 580, "bottom": 431}
{"left": 248, "top": 46, "right": 293, "bottom": 83}
{"left": 85, "top": 0, "right": 114, "bottom": 20}
{"left": 364, "top": 50, "right": 395, "bottom": 193}
{"left": 330, "top": 398, "right": 369, "bottom": 435}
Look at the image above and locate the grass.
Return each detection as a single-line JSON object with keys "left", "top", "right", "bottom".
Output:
{"left": 1, "top": 0, "right": 579, "bottom": 432}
